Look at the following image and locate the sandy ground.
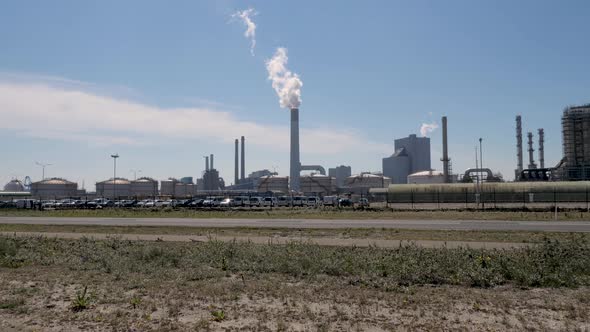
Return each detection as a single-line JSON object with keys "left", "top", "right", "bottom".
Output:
{"left": 1, "top": 267, "right": 589, "bottom": 331}
{"left": 0, "top": 231, "right": 531, "bottom": 249}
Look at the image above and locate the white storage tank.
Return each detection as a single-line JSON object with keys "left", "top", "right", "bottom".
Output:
{"left": 345, "top": 173, "right": 391, "bottom": 194}
{"left": 130, "top": 177, "right": 158, "bottom": 198}
{"left": 31, "top": 178, "right": 78, "bottom": 198}
{"left": 407, "top": 170, "right": 446, "bottom": 184}
{"left": 95, "top": 178, "right": 132, "bottom": 198}
{"left": 4, "top": 179, "right": 25, "bottom": 192}
{"left": 256, "top": 175, "right": 289, "bottom": 193}
{"left": 300, "top": 174, "right": 335, "bottom": 195}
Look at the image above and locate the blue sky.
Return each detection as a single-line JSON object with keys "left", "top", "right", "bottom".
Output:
{"left": 1, "top": 0, "right": 589, "bottom": 189}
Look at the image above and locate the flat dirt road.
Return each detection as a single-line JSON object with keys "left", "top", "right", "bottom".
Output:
{"left": 1, "top": 216, "right": 590, "bottom": 232}
{"left": 0, "top": 231, "right": 530, "bottom": 249}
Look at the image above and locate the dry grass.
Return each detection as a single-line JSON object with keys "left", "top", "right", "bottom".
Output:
{"left": 2, "top": 235, "right": 590, "bottom": 330}
{"left": 2, "top": 207, "right": 590, "bottom": 220}
{"left": 0, "top": 223, "right": 582, "bottom": 243}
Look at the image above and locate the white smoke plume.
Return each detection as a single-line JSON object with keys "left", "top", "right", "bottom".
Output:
{"left": 266, "top": 47, "right": 303, "bottom": 109}
{"left": 420, "top": 122, "right": 438, "bottom": 137}
{"left": 231, "top": 8, "right": 257, "bottom": 55}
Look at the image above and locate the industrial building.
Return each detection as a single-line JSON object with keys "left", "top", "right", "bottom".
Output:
{"left": 344, "top": 173, "right": 391, "bottom": 194}
{"left": 96, "top": 178, "right": 131, "bottom": 198}
{"left": 161, "top": 178, "right": 196, "bottom": 197}
{"left": 558, "top": 104, "right": 590, "bottom": 180}
{"left": 256, "top": 175, "right": 289, "bottom": 193}
{"left": 130, "top": 177, "right": 158, "bottom": 197}
{"left": 31, "top": 178, "right": 78, "bottom": 198}
{"left": 383, "top": 134, "right": 431, "bottom": 184}
{"left": 300, "top": 174, "right": 335, "bottom": 196}
{"left": 329, "top": 165, "right": 352, "bottom": 188}
{"left": 197, "top": 153, "right": 225, "bottom": 191}
{"left": 4, "top": 179, "right": 25, "bottom": 192}
{"left": 515, "top": 115, "right": 547, "bottom": 181}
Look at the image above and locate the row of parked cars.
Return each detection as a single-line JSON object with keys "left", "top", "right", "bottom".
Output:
{"left": 1, "top": 196, "right": 369, "bottom": 209}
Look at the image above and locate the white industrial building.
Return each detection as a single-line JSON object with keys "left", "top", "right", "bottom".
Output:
{"left": 96, "top": 178, "right": 132, "bottom": 198}
{"left": 300, "top": 174, "right": 335, "bottom": 196}
{"left": 130, "top": 177, "right": 158, "bottom": 198}
{"left": 31, "top": 178, "right": 78, "bottom": 198}
{"left": 344, "top": 173, "right": 391, "bottom": 194}
{"left": 4, "top": 179, "right": 25, "bottom": 192}
{"left": 160, "top": 178, "right": 196, "bottom": 197}
{"left": 383, "top": 134, "right": 431, "bottom": 184}
{"left": 256, "top": 175, "right": 289, "bottom": 193}
{"left": 407, "top": 170, "right": 459, "bottom": 184}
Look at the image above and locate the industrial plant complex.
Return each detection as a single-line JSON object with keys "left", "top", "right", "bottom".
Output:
{"left": 3, "top": 103, "right": 590, "bottom": 205}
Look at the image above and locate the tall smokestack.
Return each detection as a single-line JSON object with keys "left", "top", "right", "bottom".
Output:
{"left": 290, "top": 108, "right": 301, "bottom": 191}
{"left": 441, "top": 116, "right": 450, "bottom": 183}
{"left": 234, "top": 139, "right": 239, "bottom": 185}
{"left": 240, "top": 136, "right": 245, "bottom": 181}
{"left": 516, "top": 115, "right": 523, "bottom": 173}
{"left": 527, "top": 132, "right": 537, "bottom": 169}
{"left": 205, "top": 156, "right": 209, "bottom": 171}
{"left": 210, "top": 154, "right": 214, "bottom": 170}
{"left": 538, "top": 128, "right": 545, "bottom": 169}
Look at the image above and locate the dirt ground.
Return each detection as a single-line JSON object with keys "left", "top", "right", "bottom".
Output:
{"left": 1, "top": 266, "right": 590, "bottom": 331}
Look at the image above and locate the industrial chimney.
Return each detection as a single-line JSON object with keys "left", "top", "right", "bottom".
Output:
{"left": 240, "top": 136, "right": 245, "bottom": 181}
{"left": 516, "top": 115, "right": 523, "bottom": 174}
{"left": 234, "top": 139, "right": 239, "bottom": 185}
{"left": 210, "top": 154, "right": 214, "bottom": 170}
{"left": 205, "top": 156, "right": 209, "bottom": 171}
{"left": 290, "top": 108, "right": 301, "bottom": 191}
{"left": 538, "top": 128, "right": 545, "bottom": 169}
{"left": 441, "top": 116, "right": 450, "bottom": 183}
{"left": 527, "top": 132, "right": 537, "bottom": 169}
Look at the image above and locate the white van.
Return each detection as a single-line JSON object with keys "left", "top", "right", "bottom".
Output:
{"left": 323, "top": 196, "right": 338, "bottom": 206}
{"left": 262, "top": 197, "right": 277, "bottom": 207}
{"left": 249, "top": 197, "right": 263, "bottom": 207}
{"left": 277, "top": 196, "right": 291, "bottom": 207}
{"left": 292, "top": 196, "right": 306, "bottom": 207}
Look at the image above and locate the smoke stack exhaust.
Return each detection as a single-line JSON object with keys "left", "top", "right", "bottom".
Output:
{"left": 234, "top": 139, "right": 239, "bottom": 185}
{"left": 527, "top": 132, "right": 537, "bottom": 169}
{"left": 240, "top": 136, "right": 245, "bottom": 181}
{"left": 441, "top": 116, "right": 450, "bottom": 183}
{"left": 205, "top": 156, "right": 209, "bottom": 171}
{"left": 290, "top": 108, "right": 301, "bottom": 191}
{"left": 538, "top": 128, "right": 545, "bottom": 169}
{"left": 210, "top": 154, "right": 214, "bottom": 170}
{"left": 516, "top": 115, "right": 523, "bottom": 176}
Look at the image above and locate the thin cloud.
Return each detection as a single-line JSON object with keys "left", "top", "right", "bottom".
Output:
{"left": 0, "top": 76, "right": 389, "bottom": 155}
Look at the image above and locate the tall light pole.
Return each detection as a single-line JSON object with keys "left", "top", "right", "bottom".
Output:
{"left": 479, "top": 138, "right": 484, "bottom": 209}
{"left": 479, "top": 138, "right": 483, "bottom": 181}
{"left": 35, "top": 161, "right": 53, "bottom": 180}
{"left": 130, "top": 169, "right": 141, "bottom": 180}
{"left": 111, "top": 154, "right": 119, "bottom": 201}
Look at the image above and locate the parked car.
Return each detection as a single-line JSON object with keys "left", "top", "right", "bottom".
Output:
{"left": 220, "top": 198, "right": 234, "bottom": 207}
{"left": 323, "top": 196, "right": 338, "bottom": 206}
{"left": 292, "top": 196, "right": 306, "bottom": 207}
{"left": 233, "top": 196, "right": 250, "bottom": 207}
{"left": 188, "top": 199, "right": 204, "bottom": 208}
{"left": 338, "top": 198, "right": 352, "bottom": 207}
{"left": 41, "top": 200, "right": 57, "bottom": 209}
{"left": 277, "top": 196, "right": 291, "bottom": 207}
{"left": 249, "top": 197, "right": 263, "bottom": 207}
{"left": 262, "top": 197, "right": 277, "bottom": 207}
{"left": 358, "top": 198, "right": 370, "bottom": 207}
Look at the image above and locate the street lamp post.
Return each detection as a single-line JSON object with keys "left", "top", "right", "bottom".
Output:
{"left": 111, "top": 154, "right": 119, "bottom": 202}
{"left": 35, "top": 161, "right": 53, "bottom": 180}
{"left": 130, "top": 169, "right": 141, "bottom": 180}
{"left": 479, "top": 138, "right": 484, "bottom": 209}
